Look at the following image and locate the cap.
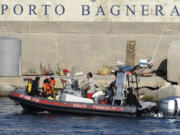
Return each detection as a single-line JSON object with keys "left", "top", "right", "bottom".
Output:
{"left": 63, "top": 69, "right": 69, "bottom": 73}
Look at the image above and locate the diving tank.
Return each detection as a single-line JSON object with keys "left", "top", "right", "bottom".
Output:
{"left": 0, "top": 37, "right": 21, "bottom": 76}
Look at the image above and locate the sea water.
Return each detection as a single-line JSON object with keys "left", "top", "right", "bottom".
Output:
{"left": 0, "top": 97, "right": 180, "bottom": 135}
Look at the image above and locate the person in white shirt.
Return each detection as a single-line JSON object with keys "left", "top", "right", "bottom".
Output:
{"left": 61, "top": 69, "right": 72, "bottom": 89}
{"left": 84, "top": 72, "right": 95, "bottom": 99}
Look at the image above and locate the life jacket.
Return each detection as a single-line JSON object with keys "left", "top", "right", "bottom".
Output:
{"left": 44, "top": 81, "right": 52, "bottom": 94}
{"left": 52, "top": 79, "right": 56, "bottom": 86}
{"left": 43, "top": 79, "right": 56, "bottom": 96}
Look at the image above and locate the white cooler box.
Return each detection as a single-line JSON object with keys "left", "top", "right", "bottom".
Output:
{"left": 60, "top": 93, "right": 94, "bottom": 104}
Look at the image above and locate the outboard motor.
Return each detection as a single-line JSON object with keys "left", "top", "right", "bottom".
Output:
{"left": 62, "top": 80, "right": 82, "bottom": 97}
{"left": 159, "top": 96, "right": 180, "bottom": 116}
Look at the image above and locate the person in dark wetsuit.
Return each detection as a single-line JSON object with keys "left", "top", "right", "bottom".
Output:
{"left": 31, "top": 77, "right": 41, "bottom": 96}
{"left": 107, "top": 71, "right": 117, "bottom": 104}
{"left": 126, "top": 88, "right": 141, "bottom": 107}
{"left": 26, "top": 77, "right": 40, "bottom": 96}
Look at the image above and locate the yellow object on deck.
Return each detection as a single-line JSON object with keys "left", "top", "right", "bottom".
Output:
{"left": 52, "top": 86, "right": 56, "bottom": 101}
{"left": 48, "top": 96, "right": 53, "bottom": 100}
{"left": 27, "top": 81, "right": 32, "bottom": 94}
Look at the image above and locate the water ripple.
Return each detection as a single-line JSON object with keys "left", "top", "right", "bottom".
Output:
{"left": 1, "top": 97, "right": 180, "bottom": 135}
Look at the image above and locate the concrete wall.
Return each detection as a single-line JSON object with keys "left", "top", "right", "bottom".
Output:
{"left": 168, "top": 41, "right": 180, "bottom": 83}
{"left": 0, "top": 22, "right": 180, "bottom": 74}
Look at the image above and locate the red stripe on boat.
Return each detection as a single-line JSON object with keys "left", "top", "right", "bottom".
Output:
{"left": 10, "top": 92, "right": 124, "bottom": 112}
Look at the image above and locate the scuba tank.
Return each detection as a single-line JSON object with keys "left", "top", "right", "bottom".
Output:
{"left": 27, "top": 80, "right": 32, "bottom": 94}
{"left": 24, "top": 78, "right": 33, "bottom": 94}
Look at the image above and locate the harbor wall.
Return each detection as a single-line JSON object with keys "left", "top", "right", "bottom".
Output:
{"left": 0, "top": 22, "right": 179, "bottom": 74}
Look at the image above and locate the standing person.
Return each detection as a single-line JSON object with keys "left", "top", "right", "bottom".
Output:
{"left": 43, "top": 76, "right": 56, "bottom": 98}
{"left": 32, "top": 76, "right": 41, "bottom": 96}
{"left": 60, "top": 69, "right": 72, "bottom": 89}
{"left": 107, "top": 71, "right": 117, "bottom": 104}
{"left": 84, "top": 72, "right": 95, "bottom": 99}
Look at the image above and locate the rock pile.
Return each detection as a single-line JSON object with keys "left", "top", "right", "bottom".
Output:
{"left": 140, "top": 83, "right": 180, "bottom": 102}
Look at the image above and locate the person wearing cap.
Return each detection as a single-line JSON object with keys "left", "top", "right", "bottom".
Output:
{"left": 61, "top": 69, "right": 72, "bottom": 89}
{"left": 43, "top": 76, "right": 56, "bottom": 98}
{"left": 84, "top": 72, "right": 95, "bottom": 99}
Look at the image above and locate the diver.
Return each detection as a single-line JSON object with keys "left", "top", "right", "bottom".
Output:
{"left": 32, "top": 77, "right": 41, "bottom": 96}
{"left": 126, "top": 88, "right": 141, "bottom": 107}
{"left": 25, "top": 77, "right": 41, "bottom": 96}
{"left": 107, "top": 71, "right": 117, "bottom": 104}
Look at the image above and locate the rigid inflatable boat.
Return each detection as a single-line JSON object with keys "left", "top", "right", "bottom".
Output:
{"left": 9, "top": 64, "right": 158, "bottom": 118}
{"left": 8, "top": 89, "right": 157, "bottom": 117}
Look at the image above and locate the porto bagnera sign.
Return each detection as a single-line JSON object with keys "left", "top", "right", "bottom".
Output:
{"left": 0, "top": 0, "right": 180, "bottom": 22}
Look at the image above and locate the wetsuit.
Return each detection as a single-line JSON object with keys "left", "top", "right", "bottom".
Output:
{"left": 126, "top": 90, "right": 141, "bottom": 107}
{"left": 31, "top": 80, "right": 40, "bottom": 96}
{"left": 107, "top": 80, "right": 116, "bottom": 104}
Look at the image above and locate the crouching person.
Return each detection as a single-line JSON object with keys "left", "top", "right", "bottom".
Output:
{"left": 83, "top": 72, "right": 95, "bottom": 99}
{"left": 43, "top": 76, "right": 56, "bottom": 98}
{"left": 126, "top": 88, "right": 141, "bottom": 107}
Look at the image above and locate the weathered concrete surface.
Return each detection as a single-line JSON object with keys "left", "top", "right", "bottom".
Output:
{"left": 95, "top": 76, "right": 166, "bottom": 89}
{"left": 0, "top": 75, "right": 166, "bottom": 96}
{"left": 0, "top": 76, "right": 65, "bottom": 96}
{"left": 138, "top": 77, "right": 166, "bottom": 88}
{"left": 1, "top": 22, "right": 180, "bottom": 34}
{"left": 0, "top": 84, "right": 15, "bottom": 97}
{"left": 140, "top": 85, "right": 180, "bottom": 102}
{"left": 167, "top": 41, "right": 180, "bottom": 83}
{"left": 0, "top": 22, "right": 179, "bottom": 74}
{"left": 0, "top": 76, "right": 64, "bottom": 89}
{"left": 0, "top": 33, "right": 175, "bottom": 74}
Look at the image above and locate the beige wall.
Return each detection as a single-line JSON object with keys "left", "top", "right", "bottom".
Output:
{"left": 0, "top": 22, "right": 179, "bottom": 74}
{"left": 1, "top": 0, "right": 180, "bottom": 22}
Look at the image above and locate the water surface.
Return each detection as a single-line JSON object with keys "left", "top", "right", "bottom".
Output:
{"left": 0, "top": 97, "right": 180, "bottom": 135}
